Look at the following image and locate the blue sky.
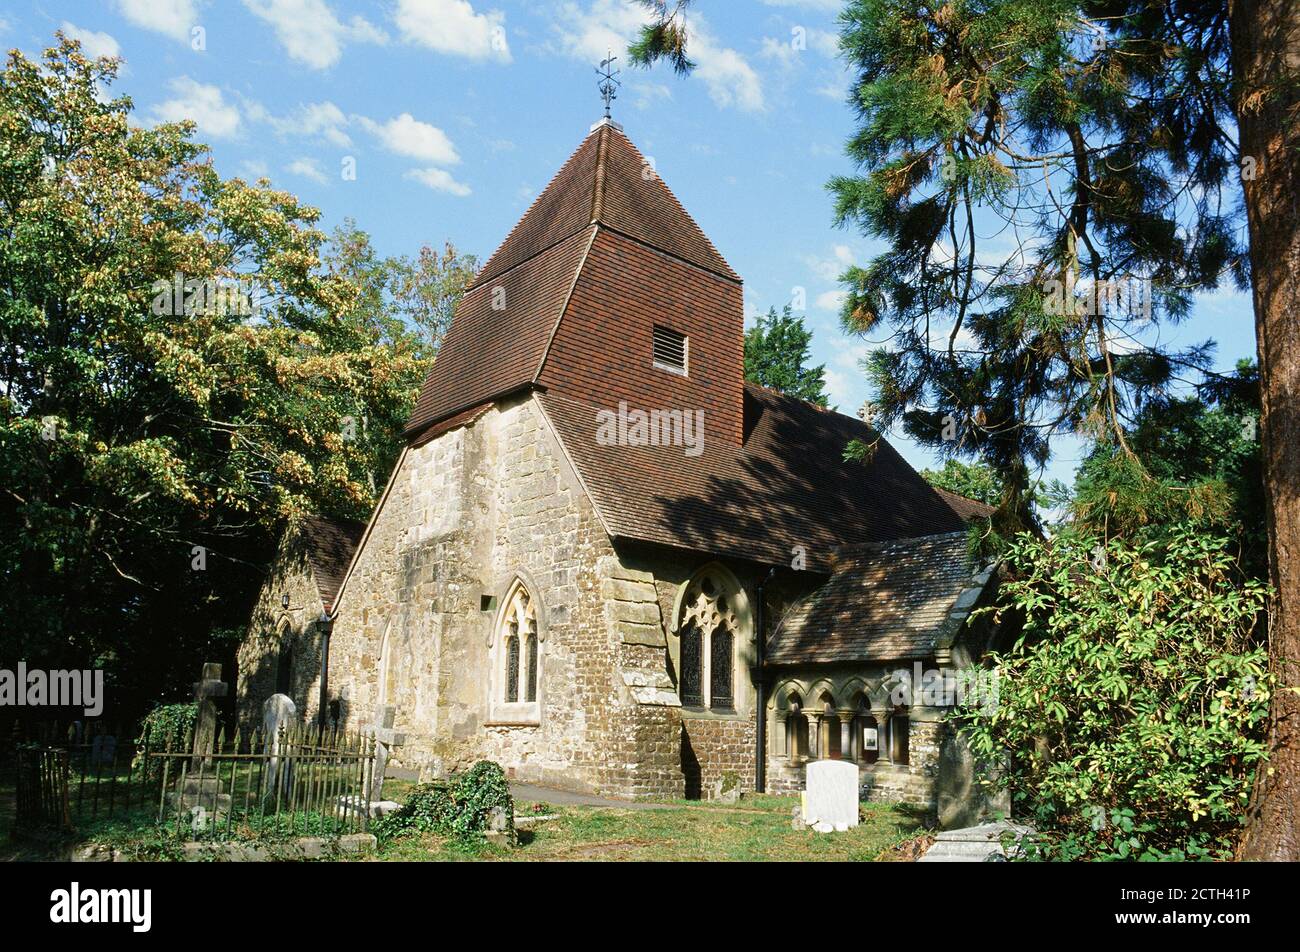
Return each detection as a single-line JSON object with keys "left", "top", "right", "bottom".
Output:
{"left": 3, "top": 1, "right": 1259, "bottom": 488}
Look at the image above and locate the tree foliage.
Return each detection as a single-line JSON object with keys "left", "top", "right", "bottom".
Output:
{"left": 830, "top": 0, "right": 1245, "bottom": 535}
{"left": 743, "top": 305, "right": 830, "bottom": 407}
{"left": 957, "top": 526, "right": 1270, "bottom": 860}
{"left": 0, "top": 37, "right": 472, "bottom": 712}
{"left": 921, "top": 458, "right": 1003, "bottom": 507}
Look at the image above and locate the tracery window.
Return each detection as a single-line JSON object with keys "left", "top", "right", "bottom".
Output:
{"left": 496, "top": 581, "right": 540, "bottom": 715}
{"left": 677, "top": 569, "right": 741, "bottom": 712}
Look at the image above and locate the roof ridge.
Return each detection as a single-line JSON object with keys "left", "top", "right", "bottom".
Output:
{"left": 462, "top": 223, "right": 593, "bottom": 296}
{"left": 467, "top": 126, "right": 602, "bottom": 290}
{"left": 590, "top": 122, "right": 609, "bottom": 223}
{"left": 600, "top": 125, "right": 738, "bottom": 281}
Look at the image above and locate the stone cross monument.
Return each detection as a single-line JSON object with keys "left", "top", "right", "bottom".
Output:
{"left": 190, "top": 662, "right": 228, "bottom": 768}
{"left": 367, "top": 705, "right": 406, "bottom": 802}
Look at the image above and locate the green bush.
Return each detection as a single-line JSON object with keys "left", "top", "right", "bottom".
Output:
{"left": 374, "top": 760, "right": 513, "bottom": 843}
{"left": 133, "top": 702, "right": 197, "bottom": 779}
{"left": 955, "top": 525, "right": 1270, "bottom": 861}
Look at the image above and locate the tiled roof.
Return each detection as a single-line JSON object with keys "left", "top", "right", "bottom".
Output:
{"left": 300, "top": 515, "right": 366, "bottom": 613}
{"left": 933, "top": 486, "right": 996, "bottom": 522}
{"left": 404, "top": 121, "right": 738, "bottom": 439}
{"left": 405, "top": 228, "right": 593, "bottom": 436}
{"left": 538, "top": 385, "right": 967, "bottom": 571}
{"left": 767, "top": 531, "right": 994, "bottom": 664}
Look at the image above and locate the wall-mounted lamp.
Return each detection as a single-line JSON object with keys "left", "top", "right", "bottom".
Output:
{"left": 281, "top": 593, "right": 290, "bottom": 609}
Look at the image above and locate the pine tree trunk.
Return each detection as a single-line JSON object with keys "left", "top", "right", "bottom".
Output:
{"left": 1231, "top": 0, "right": 1300, "bottom": 861}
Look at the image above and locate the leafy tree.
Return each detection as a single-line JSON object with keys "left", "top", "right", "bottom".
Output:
{"left": 743, "top": 306, "right": 829, "bottom": 406}
{"left": 956, "top": 526, "right": 1270, "bottom": 860}
{"left": 0, "top": 37, "right": 471, "bottom": 714}
{"left": 920, "top": 459, "right": 1002, "bottom": 507}
{"left": 629, "top": 0, "right": 1300, "bottom": 858}
{"left": 1069, "top": 361, "right": 1263, "bottom": 554}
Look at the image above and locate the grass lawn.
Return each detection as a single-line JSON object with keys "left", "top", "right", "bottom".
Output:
{"left": 0, "top": 767, "right": 931, "bottom": 862}
{"left": 372, "top": 793, "right": 930, "bottom": 862}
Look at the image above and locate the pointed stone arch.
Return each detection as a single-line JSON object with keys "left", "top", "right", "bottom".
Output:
{"left": 670, "top": 562, "right": 752, "bottom": 712}
{"left": 487, "top": 573, "right": 545, "bottom": 725}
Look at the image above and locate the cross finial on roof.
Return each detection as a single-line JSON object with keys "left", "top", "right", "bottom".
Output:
{"left": 595, "top": 51, "right": 620, "bottom": 119}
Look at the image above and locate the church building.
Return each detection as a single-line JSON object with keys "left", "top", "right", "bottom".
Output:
{"left": 237, "top": 115, "right": 1007, "bottom": 825}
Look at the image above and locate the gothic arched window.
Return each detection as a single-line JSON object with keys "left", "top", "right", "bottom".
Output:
{"left": 493, "top": 580, "right": 542, "bottom": 722}
{"left": 676, "top": 567, "right": 743, "bottom": 712}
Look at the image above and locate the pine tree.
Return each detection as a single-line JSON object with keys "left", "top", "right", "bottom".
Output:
{"left": 743, "top": 306, "right": 830, "bottom": 407}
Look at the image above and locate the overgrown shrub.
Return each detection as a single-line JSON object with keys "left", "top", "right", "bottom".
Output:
{"left": 955, "top": 526, "right": 1270, "bottom": 860}
{"left": 373, "top": 761, "right": 513, "bottom": 843}
{"left": 132, "top": 703, "right": 197, "bottom": 779}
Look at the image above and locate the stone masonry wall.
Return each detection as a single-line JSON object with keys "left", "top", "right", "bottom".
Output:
{"left": 236, "top": 535, "right": 327, "bottom": 730}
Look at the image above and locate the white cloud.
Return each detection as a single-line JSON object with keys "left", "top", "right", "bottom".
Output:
{"left": 150, "top": 77, "right": 241, "bottom": 139}
{"left": 632, "top": 82, "right": 673, "bottom": 111}
{"left": 759, "top": 0, "right": 842, "bottom": 10}
{"left": 255, "top": 100, "right": 352, "bottom": 147}
{"left": 394, "top": 0, "right": 510, "bottom": 62}
{"left": 815, "top": 289, "right": 847, "bottom": 312}
{"left": 405, "top": 167, "right": 472, "bottom": 196}
{"left": 760, "top": 36, "right": 800, "bottom": 69}
{"left": 822, "top": 367, "right": 858, "bottom": 409}
{"left": 116, "top": 0, "right": 199, "bottom": 44}
{"left": 805, "top": 244, "right": 855, "bottom": 281}
{"left": 816, "top": 79, "right": 847, "bottom": 100}
{"left": 243, "top": 0, "right": 386, "bottom": 70}
{"left": 61, "top": 23, "right": 122, "bottom": 60}
{"left": 356, "top": 113, "right": 460, "bottom": 164}
{"left": 808, "top": 29, "right": 840, "bottom": 58}
{"left": 238, "top": 159, "right": 270, "bottom": 179}
{"left": 552, "top": 1, "right": 763, "bottom": 112}
{"left": 287, "top": 157, "right": 329, "bottom": 183}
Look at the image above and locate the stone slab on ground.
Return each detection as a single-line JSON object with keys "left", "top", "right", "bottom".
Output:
{"left": 68, "top": 833, "right": 376, "bottom": 862}
{"left": 917, "top": 821, "right": 1034, "bottom": 862}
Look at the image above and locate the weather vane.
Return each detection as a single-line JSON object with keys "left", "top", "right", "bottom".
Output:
{"left": 595, "top": 51, "right": 621, "bottom": 119}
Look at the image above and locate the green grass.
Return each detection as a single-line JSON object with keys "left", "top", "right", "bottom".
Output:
{"left": 1, "top": 766, "right": 931, "bottom": 862}
{"left": 371, "top": 795, "right": 929, "bottom": 862}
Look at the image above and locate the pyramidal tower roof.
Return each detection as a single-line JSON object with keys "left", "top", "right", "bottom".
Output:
{"left": 405, "top": 120, "right": 738, "bottom": 438}
{"left": 471, "top": 119, "right": 738, "bottom": 289}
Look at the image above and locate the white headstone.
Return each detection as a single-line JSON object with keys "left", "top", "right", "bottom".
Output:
{"left": 803, "top": 760, "right": 859, "bottom": 830}
{"left": 262, "top": 693, "right": 296, "bottom": 798}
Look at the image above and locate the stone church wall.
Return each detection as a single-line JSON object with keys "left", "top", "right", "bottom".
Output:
{"left": 241, "top": 395, "right": 701, "bottom": 800}
{"left": 235, "top": 535, "right": 327, "bottom": 730}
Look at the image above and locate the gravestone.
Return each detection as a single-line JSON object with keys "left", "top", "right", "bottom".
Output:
{"left": 190, "top": 662, "right": 228, "bottom": 768}
{"left": 90, "top": 734, "right": 117, "bottom": 767}
{"left": 367, "top": 705, "right": 406, "bottom": 803}
{"left": 802, "top": 760, "right": 859, "bottom": 832}
{"left": 167, "top": 662, "right": 231, "bottom": 819}
{"left": 262, "top": 694, "right": 296, "bottom": 801}
{"left": 334, "top": 705, "right": 406, "bottom": 820}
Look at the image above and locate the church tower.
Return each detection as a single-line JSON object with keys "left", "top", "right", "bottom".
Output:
{"left": 404, "top": 118, "right": 745, "bottom": 449}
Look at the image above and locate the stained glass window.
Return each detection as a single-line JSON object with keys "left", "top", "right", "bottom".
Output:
{"left": 710, "top": 626, "right": 733, "bottom": 710}
{"left": 525, "top": 627, "right": 538, "bottom": 702}
{"left": 680, "top": 622, "right": 703, "bottom": 707}
{"left": 505, "top": 635, "right": 519, "bottom": 703}
{"left": 498, "top": 581, "right": 540, "bottom": 709}
{"left": 677, "top": 568, "right": 743, "bottom": 710}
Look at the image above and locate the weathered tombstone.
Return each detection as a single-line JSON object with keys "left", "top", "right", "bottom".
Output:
{"left": 190, "top": 662, "right": 228, "bottom": 768}
{"left": 167, "top": 662, "right": 231, "bottom": 819}
{"left": 367, "top": 705, "right": 406, "bottom": 803}
{"left": 262, "top": 694, "right": 296, "bottom": 801}
{"left": 802, "top": 760, "right": 859, "bottom": 832}
{"left": 90, "top": 733, "right": 117, "bottom": 767}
